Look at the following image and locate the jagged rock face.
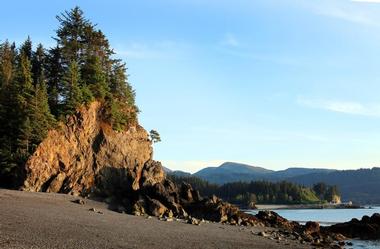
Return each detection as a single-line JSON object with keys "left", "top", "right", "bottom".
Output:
{"left": 20, "top": 101, "right": 260, "bottom": 226}
{"left": 23, "top": 101, "right": 157, "bottom": 195}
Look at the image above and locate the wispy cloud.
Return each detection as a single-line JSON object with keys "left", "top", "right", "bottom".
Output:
{"left": 115, "top": 40, "right": 190, "bottom": 60}
{"left": 298, "top": 97, "right": 380, "bottom": 117}
{"left": 221, "top": 33, "right": 240, "bottom": 47}
{"left": 298, "top": 0, "right": 380, "bottom": 27}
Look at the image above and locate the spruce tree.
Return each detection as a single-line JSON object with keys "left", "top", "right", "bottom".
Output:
{"left": 55, "top": 6, "right": 90, "bottom": 65}
{"left": 46, "top": 46, "right": 64, "bottom": 116}
{"left": 15, "top": 52, "right": 35, "bottom": 155}
{"left": 20, "top": 36, "right": 33, "bottom": 60}
{"left": 82, "top": 55, "right": 109, "bottom": 98}
{"left": 31, "top": 44, "right": 46, "bottom": 86}
{"left": 31, "top": 80, "right": 55, "bottom": 145}
{"left": 110, "top": 61, "right": 136, "bottom": 107}
{"left": 0, "top": 41, "right": 16, "bottom": 87}
{"left": 63, "top": 60, "right": 82, "bottom": 114}
{"left": 0, "top": 7, "right": 142, "bottom": 187}
{"left": 0, "top": 41, "right": 18, "bottom": 186}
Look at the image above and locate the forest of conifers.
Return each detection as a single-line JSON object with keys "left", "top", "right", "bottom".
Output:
{"left": 0, "top": 7, "right": 137, "bottom": 187}
{"left": 168, "top": 174, "right": 340, "bottom": 207}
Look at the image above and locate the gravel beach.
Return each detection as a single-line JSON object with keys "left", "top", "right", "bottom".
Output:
{"left": 0, "top": 189, "right": 309, "bottom": 249}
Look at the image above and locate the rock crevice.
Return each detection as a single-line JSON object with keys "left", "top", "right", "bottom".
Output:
{"left": 23, "top": 101, "right": 154, "bottom": 196}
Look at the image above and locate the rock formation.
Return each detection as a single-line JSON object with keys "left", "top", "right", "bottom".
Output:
{"left": 327, "top": 213, "right": 380, "bottom": 240}
{"left": 20, "top": 101, "right": 380, "bottom": 247}
{"left": 23, "top": 101, "right": 154, "bottom": 195}
{"left": 21, "top": 101, "right": 250, "bottom": 224}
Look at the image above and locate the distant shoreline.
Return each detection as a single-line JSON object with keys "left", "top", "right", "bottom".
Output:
{"left": 254, "top": 203, "right": 366, "bottom": 210}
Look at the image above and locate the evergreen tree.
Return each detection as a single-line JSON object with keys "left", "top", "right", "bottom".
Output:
{"left": 110, "top": 61, "right": 136, "bottom": 106}
{"left": 0, "top": 41, "right": 16, "bottom": 87}
{"left": 31, "top": 44, "right": 46, "bottom": 86}
{"left": 46, "top": 46, "right": 64, "bottom": 116}
{"left": 82, "top": 55, "right": 109, "bottom": 98}
{"left": 55, "top": 6, "right": 90, "bottom": 65}
{"left": 0, "top": 41, "right": 19, "bottom": 186}
{"left": 20, "top": 36, "right": 32, "bottom": 60}
{"left": 0, "top": 7, "right": 141, "bottom": 187}
{"left": 31, "top": 81, "right": 55, "bottom": 145}
{"left": 14, "top": 52, "right": 35, "bottom": 155}
{"left": 63, "top": 60, "right": 82, "bottom": 114}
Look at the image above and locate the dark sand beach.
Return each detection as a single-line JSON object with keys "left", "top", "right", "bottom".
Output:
{"left": 0, "top": 189, "right": 309, "bottom": 249}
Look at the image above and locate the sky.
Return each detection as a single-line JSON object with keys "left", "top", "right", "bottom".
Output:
{"left": 2, "top": 0, "right": 380, "bottom": 173}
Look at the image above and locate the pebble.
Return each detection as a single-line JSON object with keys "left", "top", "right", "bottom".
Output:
{"left": 258, "top": 231, "right": 268, "bottom": 237}
{"left": 72, "top": 199, "right": 85, "bottom": 205}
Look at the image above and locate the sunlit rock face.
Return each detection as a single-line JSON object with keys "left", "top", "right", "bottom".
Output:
{"left": 22, "top": 101, "right": 160, "bottom": 196}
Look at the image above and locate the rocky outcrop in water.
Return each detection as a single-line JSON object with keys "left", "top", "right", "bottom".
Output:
{"left": 327, "top": 213, "right": 380, "bottom": 240}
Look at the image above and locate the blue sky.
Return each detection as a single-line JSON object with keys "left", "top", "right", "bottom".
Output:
{"left": 2, "top": 0, "right": 380, "bottom": 172}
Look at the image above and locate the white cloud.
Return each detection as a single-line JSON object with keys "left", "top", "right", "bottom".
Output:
{"left": 297, "top": 0, "right": 380, "bottom": 27}
{"left": 298, "top": 97, "right": 380, "bottom": 117}
{"left": 221, "top": 33, "right": 240, "bottom": 47}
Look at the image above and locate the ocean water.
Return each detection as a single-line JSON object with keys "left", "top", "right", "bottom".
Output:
{"left": 247, "top": 207, "right": 380, "bottom": 249}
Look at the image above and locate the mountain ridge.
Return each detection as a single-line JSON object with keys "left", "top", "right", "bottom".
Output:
{"left": 166, "top": 162, "right": 380, "bottom": 203}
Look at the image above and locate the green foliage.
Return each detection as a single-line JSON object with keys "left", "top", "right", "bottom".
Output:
{"left": 83, "top": 55, "right": 109, "bottom": 99}
{"left": 80, "top": 83, "right": 94, "bottom": 104}
{"left": 0, "top": 39, "right": 55, "bottom": 187}
{"left": 45, "top": 46, "right": 63, "bottom": 116}
{"left": 31, "top": 44, "right": 46, "bottom": 86}
{"left": 169, "top": 174, "right": 339, "bottom": 206}
{"left": 0, "top": 7, "right": 138, "bottom": 188}
{"left": 312, "top": 182, "right": 340, "bottom": 202}
{"left": 62, "top": 60, "right": 82, "bottom": 114}
{"left": 150, "top": 130, "right": 161, "bottom": 143}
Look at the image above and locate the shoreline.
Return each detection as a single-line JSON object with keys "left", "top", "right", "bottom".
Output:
{"left": 0, "top": 189, "right": 308, "bottom": 249}
{"left": 255, "top": 203, "right": 366, "bottom": 210}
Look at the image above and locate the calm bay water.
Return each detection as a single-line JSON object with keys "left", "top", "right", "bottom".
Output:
{"left": 247, "top": 207, "right": 380, "bottom": 249}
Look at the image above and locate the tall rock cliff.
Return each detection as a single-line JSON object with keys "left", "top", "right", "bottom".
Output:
{"left": 23, "top": 101, "right": 162, "bottom": 195}
{"left": 21, "top": 101, "right": 247, "bottom": 224}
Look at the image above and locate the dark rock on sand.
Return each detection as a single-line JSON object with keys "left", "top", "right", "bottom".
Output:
{"left": 304, "top": 221, "right": 320, "bottom": 235}
{"left": 72, "top": 199, "right": 85, "bottom": 205}
{"left": 327, "top": 213, "right": 380, "bottom": 240}
{"left": 256, "top": 211, "right": 299, "bottom": 230}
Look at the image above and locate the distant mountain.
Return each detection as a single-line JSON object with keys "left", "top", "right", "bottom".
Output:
{"left": 194, "top": 162, "right": 273, "bottom": 184}
{"left": 169, "top": 170, "right": 192, "bottom": 177}
{"left": 288, "top": 168, "right": 380, "bottom": 204}
{"left": 163, "top": 166, "right": 191, "bottom": 177}
{"left": 192, "top": 162, "right": 332, "bottom": 185}
{"left": 165, "top": 162, "right": 380, "bottom": 204}
{"left": 270, "top": 168, "right": 336, "bottom": 179}
{"left": 162, "top": 166, "right": 172, "bottom": 173}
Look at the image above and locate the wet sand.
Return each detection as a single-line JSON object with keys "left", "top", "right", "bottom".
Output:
{"left": 0, "top": 189, "right": 309, "bottom": 249}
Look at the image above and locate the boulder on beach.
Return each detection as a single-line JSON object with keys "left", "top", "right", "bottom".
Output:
{"left": 327, "top": 213, "right": 380, "bottom": 240}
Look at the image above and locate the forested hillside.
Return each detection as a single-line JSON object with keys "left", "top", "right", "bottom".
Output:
{"left": 173, "top": 162, "right": 380, "bottom": 204}
{"left": 0, "top": 7, "right": 137, "bottom": 187}
{"left": 168, "top": 174, "right": 340, "bottom": 207}
{"left": 289, "top": 168, "right": 380, "bottom": 204}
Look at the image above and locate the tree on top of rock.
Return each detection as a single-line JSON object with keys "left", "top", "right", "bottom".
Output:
{"left": 0, "top": 6, "right": 140, "bottom": 187}
{"left": 55, "top": 6, "right": 90, "bottom": 65}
